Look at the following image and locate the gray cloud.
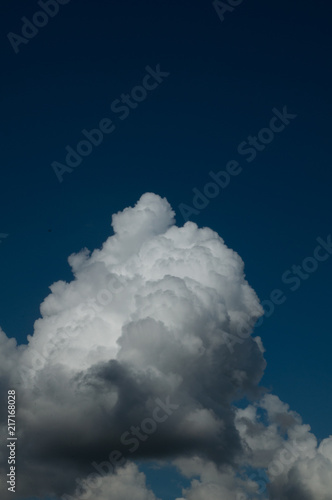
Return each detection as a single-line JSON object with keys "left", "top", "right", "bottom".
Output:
{"left": 0, "top": 193, "right": 331, "bottom": 500}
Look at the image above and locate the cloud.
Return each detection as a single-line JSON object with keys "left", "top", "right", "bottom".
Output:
{"left": 70, "top": 462, "right": 159, "bottom": 500}
{"left": 174, "top": 456, "right": 263, "bottom": 500}
{"left": 0, "top": 193, "right": 331, "bottom": 499}
{"left": 235, "top": 394, "right": 332, "bottom": 500}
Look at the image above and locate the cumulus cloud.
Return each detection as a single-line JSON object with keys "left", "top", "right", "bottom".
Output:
{"left": 235, "top": 394, "right": 332, "bottom": 499}
{"left": 173, "top": 456, "right": 263, "bottom": 500}
{"left": 71, "top": 462, "right": 159, "bottom": 500}
{"left": 0, "top": 193, "right": 331, "bottom": 500}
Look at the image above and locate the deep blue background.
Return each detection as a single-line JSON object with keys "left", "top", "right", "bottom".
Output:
{"left": 1, "top": 1, "right": 331, "bottom": 498}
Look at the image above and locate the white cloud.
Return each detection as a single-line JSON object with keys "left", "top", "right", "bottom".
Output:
{"left": 70, "top": 462, "right": 159, "bottom": 500}
{"left": 0, "top": 193, "right": 331, "bottom": 500}
{"left": 174, "top": 456, "right": 261, "bottom": 500}
{"left": 235, "top": 394, "right": 332, "bottom": 500}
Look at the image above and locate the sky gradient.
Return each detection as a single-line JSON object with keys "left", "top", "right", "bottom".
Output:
{"left": 1, "top": 1, "right": 332, "bottom": 499}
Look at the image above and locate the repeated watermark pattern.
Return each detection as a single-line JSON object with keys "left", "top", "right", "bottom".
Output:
{"left": 236, "top": 427, "right": 314, "bottom": 499}
{"left": 7, "top": 0, "right": 71, "bottom": 54}
{"left": 178, "top": 106, "right": 297, "bottom": 221}
{"left": 61, "top": 396, "right": 179, "bottom": 500}
{"left": 213, "top": 0, "right": 244, "bottom": 24}
{"left": 51, "top": 64, "right": 170, "bottom": 183}
{"left": 224, "top": 233, "right": 332, "bottom": 352}
{"left": 0, "top": 233, "right": 9, "bottom": 245}
{"left": 21, "top": 272, "right": 124, "bottom": 380}
{"left": 2, "top": 2, "right": 328, "bottom": 499}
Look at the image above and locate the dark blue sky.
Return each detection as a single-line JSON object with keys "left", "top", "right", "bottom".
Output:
{"left": 1, "top": 0, "right": 332, "bottom": 495}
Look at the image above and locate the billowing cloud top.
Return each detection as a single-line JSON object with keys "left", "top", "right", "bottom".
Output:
{"left": 0, "top": 194, "right": 331, "bottom": 500}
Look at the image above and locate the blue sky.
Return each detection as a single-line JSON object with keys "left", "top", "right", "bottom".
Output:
{"left": 1, "top": 1, "right": 332, "bottom": 499}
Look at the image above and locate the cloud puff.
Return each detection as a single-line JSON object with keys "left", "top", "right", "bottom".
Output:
{"left": 0, "top": 193, "right": 331, "bottom": 500}
{"left": 235, "top": 394, "right": 332, "bottom": 499}
{"left": 174, "top": 456, "right": 263, "bottom": 500}
{"left": 71, "top": 462, "right": 159, "bottom": 500}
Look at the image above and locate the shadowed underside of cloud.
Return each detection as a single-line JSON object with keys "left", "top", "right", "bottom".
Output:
{"left": 0, "top": 193, "right": 331, "bottom": 500}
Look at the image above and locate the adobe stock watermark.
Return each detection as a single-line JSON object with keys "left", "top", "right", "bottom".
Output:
{"left": 0, "top": 233, "right": 9, "bottom": 245}
{"left": 61, "top": 396, "right": 179, "bottom": 500}
{"left": 7, "top": 0, "right": 71, "bottom": 55}
{"left": 213, "top": 0, "right": 244, "bottom": 24}
{"left": 178, "top": 106, "right": 297, "bottom": 221}
{"left": 51, "top": 64, "right": 170, "bottom": 183}
{"left": 20, "top": 272, "right": 124, "bottom": 380}
{"left": 236, "top": 435, "right": 310, "bottom": 499}
{"left": 223, "top": 233, "right": 332, "bottom": 352}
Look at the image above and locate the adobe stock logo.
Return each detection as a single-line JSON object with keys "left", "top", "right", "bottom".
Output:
{"left": 222, "top": 233, "right": 332, "bottom": 353}
{"left": 51, "top": 64, "right": 170, "bottom": 183}
{"left": 7, "top": 0, "right": 71, "bottom": 54}
{"left": 178, "top": 106, "right": 297, "bottom": 222}
{"left": 61, "top": 396, "right": 179, "bottom": 500}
